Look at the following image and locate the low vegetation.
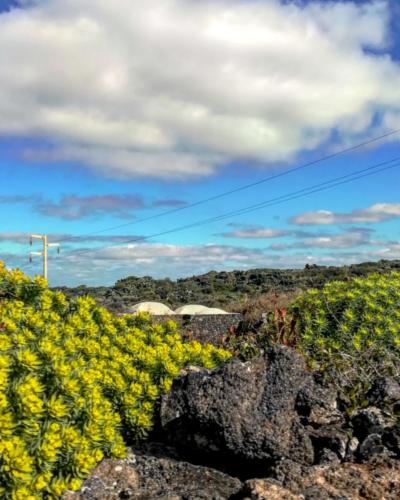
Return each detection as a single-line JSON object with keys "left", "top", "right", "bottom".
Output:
{"left": 226, "top": 271, "right": 400, "bottom": 411}
{"left": 0, "top": 262, "right": 230, "bottom": 499}
{"left": 57, "top": 259, "right": 400, "bottom": 313}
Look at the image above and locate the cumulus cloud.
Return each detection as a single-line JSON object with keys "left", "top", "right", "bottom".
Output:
{"left": 0, "top": 0, "right": 400, "bottom": 178}
{"left": 290, "top": 202, "right": 400, "bottom": 225}
{"left": 369, "top": 203, "right": 400, "bottom": 216}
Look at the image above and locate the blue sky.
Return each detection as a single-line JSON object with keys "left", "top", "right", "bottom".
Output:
{"left": 1, "top": 0, "right": 400, "bottom": 286}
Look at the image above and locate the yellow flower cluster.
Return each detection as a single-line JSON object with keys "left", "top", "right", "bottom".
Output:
{"left": 0, "top": 262, "right": 231, "bottom": 499}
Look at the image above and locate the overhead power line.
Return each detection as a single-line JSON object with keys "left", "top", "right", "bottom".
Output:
{"left": 65, "top": 155, "right": 400, "bottom": 259}
{"left": 56, "top": 128, "right": 400, "bottom": 244}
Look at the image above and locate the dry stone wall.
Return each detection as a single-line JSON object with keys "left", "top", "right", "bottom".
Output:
{"left": 154, "top": 314, "right": 242, "bottom": 345}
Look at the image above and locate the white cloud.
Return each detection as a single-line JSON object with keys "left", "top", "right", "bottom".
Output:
{"left": 368, "top": 203, "right": 400, "bottom": 216}
{"left": 0, "top": 0, "right": 399, "bottom": 178}
{"left": 290, "top": 210, "right": 337, "bottom": 225}
{"left": 290, "top": 203, "right": 400, "bottom": 225}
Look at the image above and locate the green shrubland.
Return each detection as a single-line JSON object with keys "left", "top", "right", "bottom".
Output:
{"left": 0, "top": 262, "right": 231, "bottom": 499}
{"left": 292, "top": 272, "right": 400, "bottom": 407}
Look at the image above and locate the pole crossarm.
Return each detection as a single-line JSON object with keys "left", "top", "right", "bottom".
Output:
{"left": 29, "top": 234, "right": 61, "bottom": 281}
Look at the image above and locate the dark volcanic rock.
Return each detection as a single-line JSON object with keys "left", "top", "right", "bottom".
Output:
{"left": 357, "top": 433, "right": 387, "bottom": 462}
{"left": 160, "top": 347, "right": 341, "bottom": 471}
{"left": 314, "top": 448, "right": 341, "bottom": 465}
{"left": 350, "top": 406, "right": 398, "bottom": 462}
{"left": 367, "top": 377, "right": 400, "bottom": 410}
{"left": 350, "top": 407, "right": 390, "bottom": 441}
{"left": 296, "top": 380, "right": 341, "bottom": 427}
{"left": 383, "top": 424, "right": 400, "bottom": 458}
{"left": 62, "top": 451, "right": 242, "bottom": 500}
{"left": 309, "top": 426, "right": 349, "bottom": 463}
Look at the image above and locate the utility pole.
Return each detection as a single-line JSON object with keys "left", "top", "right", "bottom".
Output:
{"left": 29, "top": 234, "right": 60, "bottom": 281}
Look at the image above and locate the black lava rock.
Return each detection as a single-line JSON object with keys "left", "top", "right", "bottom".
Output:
{"left": 160, "top": 346, "right": 341, "bottom": 472}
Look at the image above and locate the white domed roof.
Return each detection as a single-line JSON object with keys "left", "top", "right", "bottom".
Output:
{"left": 127, "top": 302, "right": 174, "bottom": 315}
{"left": 174, "top": 305, "right": 228, "bottom": 315}
{"left": 205, "top": 307, "right": 228, "bottom": 315}
{"left": 174, "top": 304, "right": 210, "bottom": 315}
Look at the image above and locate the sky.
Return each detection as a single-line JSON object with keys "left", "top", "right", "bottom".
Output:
{"left": 0, "top": 0, "right": 400, "bottom": 286}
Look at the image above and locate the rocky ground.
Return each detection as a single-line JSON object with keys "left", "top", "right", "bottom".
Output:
{"left": 63, "top": 347, "right": 400, "bottom": 499}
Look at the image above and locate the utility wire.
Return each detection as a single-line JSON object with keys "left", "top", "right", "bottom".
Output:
{"left": 56, "top": 128, "right": 400, "bottom": 244}
{"left": 64, "top": 155, "right": 400, "bottom": 259}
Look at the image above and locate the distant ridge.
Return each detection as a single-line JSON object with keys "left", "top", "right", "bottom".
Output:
{"left": 57, "top": 259, "right": 400, "bottom": 313}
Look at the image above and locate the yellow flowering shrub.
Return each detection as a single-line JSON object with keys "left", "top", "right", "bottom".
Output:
{"left": 292, "top": 272, "right": 400, "bottom": 362}
{"left": 0, "top": 262, "right": 231, "bottom": 499}
{"left": 291, "top": 272, "right": 400, "bottom": 410}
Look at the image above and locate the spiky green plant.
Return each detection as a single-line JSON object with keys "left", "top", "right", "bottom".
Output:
{"left": 292, "top": 272, "right": 400, "bottom": 406}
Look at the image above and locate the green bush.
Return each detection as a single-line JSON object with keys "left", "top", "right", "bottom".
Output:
{"left": 0, "top": 263, "right": 231, "bottom": 499}
{"left": 292, "top": 272, "right": 400, "bottom": 405}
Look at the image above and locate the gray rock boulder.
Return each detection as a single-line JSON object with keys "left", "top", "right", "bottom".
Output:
{"left": 160, "top": 346, "right": 340, "bottom": 469}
